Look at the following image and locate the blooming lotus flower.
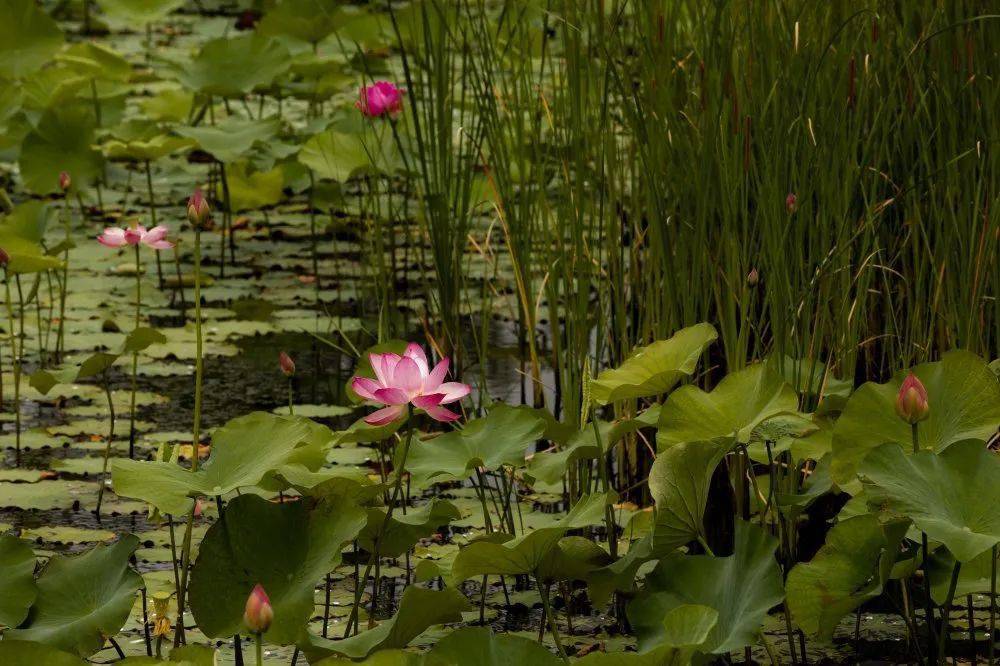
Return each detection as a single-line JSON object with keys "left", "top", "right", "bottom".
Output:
{"left": 352, "top": 343, "right": 470, "bottom": 425}
{"left": 98, "top": 224, "right": 174, "bottom": 250}
{"left": 243, "top": 584, "right": 273, "bottom": 634}
{"left": 356, "top": 81, "right": 404, "bottom": 118}
{"left": 895, "top": 372, "right": 929, "bottom": 424}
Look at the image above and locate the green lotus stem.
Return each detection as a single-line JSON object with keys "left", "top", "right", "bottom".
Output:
{"left": 590, "top": 417, "right": 618, "bottom": 558}
{"left": 914, "top": 423, "right": 937, "bottom": 661}
{"left": 537, "top": 578, "right": 568, "bottom": 662}
{"left": 175, "top": 226, "right": 205, "bottom": 647}
{"left": 95, "top": 370, "right": 116, "bottom": 519}
{"left": 345, "top": 408, "right": 414, "bottom": 636}
{"left": 192, "top": 226, "right": 203, "bottom": 471}
{"left": 989, "top": 544, "right": 996, "bottom": 666}
{"left": 287, "top": 378, "right": 294, "bottom": 416}
{"left": 145, "top": 160, "right": 164, "bottom": 288}
{"left": 759, "top": 631, "right": 780, "bottom": 666}
{"left": 129, "top": 244, "right": 141, "bottom": 459}
{"left": 4, "top": 269, "right": 21, "bottom": 467}
{"left": 56, "top": 194, "right": 70, "bottom": 358}
{"left": 255, "top": 633, "right": 263, "bottom": 666}
{"left": 937, "top": 561, "right": 962, "bottom": 664}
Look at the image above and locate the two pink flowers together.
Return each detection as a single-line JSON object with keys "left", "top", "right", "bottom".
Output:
{"left": 352, "top": 343, "right": 470, "bottom": 425}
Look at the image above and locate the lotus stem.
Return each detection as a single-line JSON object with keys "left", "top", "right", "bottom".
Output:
{"left": 937, "top": 561, "right": 962, "bottom": 664}
{"left": 4, "top": 268, "right": 20, "bottom": 467}
{"left": 914, "top": 423, "right": 937, "bottom": 661}
{"left": 537, "top": 577, "right": 568, "bottom": 662}
{"left": 129, "top": 243, "right": 140, "bottom": 459}
{"left": 95, "top": 370, "right": 116, "bottom": 519}
{"left": 989, "top": 544, "right": 996, "bottom": 666}
{"left": 255, "top": 632, "right": 263, "bottom": 666}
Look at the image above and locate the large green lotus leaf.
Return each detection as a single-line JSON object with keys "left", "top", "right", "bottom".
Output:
{"left": 927, "top": 547, "right": 1000, "bottom": 604}
{"left": 302, "top": 587, "right": 471, "bottom": 661}
{"left": 8, "top": 536, "right": 142, "bottom": 657}
{"left": 55, "top": 42, "right": 131, "bottom": 82}
{"left": 257, "top": 0, "right": 344, "bottom": 44}
{"left": 859, "top": 439, "right": 1000, "bottom": 562}
{"left": 119, "top": 645, "right": 217, "bottom": 665}
{"left": 102, "top": 132, "right": 193, "bottom": 162}
{"left": 527, "top": 409, "right": 657, "bottom": 485}
{"left": 450, "top": 492, "right": 615, "bottom": 582}
{"left": 0, "top": 534, "right": 37, "bottom": 627}
{"left": 1, "top": 198, "right": 54, "bottom": 242}
{"left": 112, "top": 412, "right": 313, "bottom": 515}
{"left": 786, "top": 514, "right": 908, "bottom": 640}
{"left": 298, "top": 128, "right": 376, "bottom": 182}
{"left": 315, "top": 652, "right": 420, "bottom": 666}
{"left": 406, "top": 404, "right": 546, "bottom": 487}
{"left": 168, "top": 34, "right": 291, "bottom": 97}
{"left": 776, "top": 453, "right": 835, "bottom": 521}
{"left": 587, "top": 534, "right": 670, "bottom": 607}
{"left": 648, "top": 439, "right": 731, "bottom": 552}
{"left": 0, "top": 642, "right": 85, "bottom": 666}
{"left": 359, "top": 499, "right": 461, "bottom": 559}
{"left": 576, "top": 605, "right": 717, "bottom": 666}
{"left": 657, "top": 360, "right": 797, "bottom": 451}
{"left": 175, "top": 116, "right": 281, "bottom": 164}
{"left": 424, "top": 626, "right": 563, "bottom": 666}
{"left": 189, "top": 494, "right": 365, "bottom": 644}
{"left": 831, "top": 350, "right": 1000, "bottom": 484}
{"left": 19, "top": 107, "right": 104, "bottom": 194}
{"left": 774, "top": 355, "right": 853, "bottom": 404}
{"left": 96, "top": 0, "right": 185, "bottom": 25}
{"left": 629, "top": 521, "right": 784, "bottom": 654}
{"left": 589, "top": 323, "right": 717, "bottom": 405}
{"left": 0, "top": 0, "right": 63, "bottom": 79}
{"left": 219, "top": 161, "right": 285, "bottom": 212}
{"left": 536, "top": 535, "right": 613, "bottom": 584}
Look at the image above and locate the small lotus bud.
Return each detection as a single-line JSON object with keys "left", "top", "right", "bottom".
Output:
{"left": 244, "top": 584, "right": 273, "bottom": 634}
{"left": 187, "top": 188, "right": 211, "bottom": 228}
{"left": 279, "top": 352, "right": 295, "bottom": 377}
{"left": 786, "top": 193, "right": 798, "bottom": 214}
{"left": 895, "top": 372, "right": 929, "bottom": 425}
{"left": 59, "top": 171, "right": 71, "bottom": 192}
{"left": 0, "top": 247, "right": 9, "bottom": 267}
{"left": 747, "top": 268, "right": 759, "bottom": 286}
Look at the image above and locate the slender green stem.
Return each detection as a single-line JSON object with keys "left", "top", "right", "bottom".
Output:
{"left": 255, "top": 632, "right": 263, "bottom": 666}
{"left": 287, "top": 378, "right": 294, "bottom": 416}
{"left": 937, "top": 561, "right": 962, "bottom": 664}
{"left": 345, "top": 408, "right": 414, "bottom": 636}
{"left": 989, "top": 544, "right": 996, "bottom": 666}
{"left": 913, "top": 423, "right": 937, "bottom": 661}
{"left": 129, "top": 244, "right": 140, "bottom": 459}
{"left": 95, "top": 373, "right": 116, "bottom": 519}
{"left": 4, "top": 270, "right": 20, "bottom": 467}
{"left": 537, "top": 577, "right": 568, "bottom": 662}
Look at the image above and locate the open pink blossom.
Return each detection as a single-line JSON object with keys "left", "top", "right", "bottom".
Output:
{"left": 352, "top": 343, "right": 470, "bottom": 425}
{"left": 355, "top": 81, "right": 404, "bottom": 118}
{"left": 98, "top": 224, "right": 174, "bottom": 250}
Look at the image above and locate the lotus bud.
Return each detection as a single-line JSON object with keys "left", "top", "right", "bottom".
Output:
{"left": 0, "top": 247, "right": 9, "bottom": 267}
{"left": 895, "top": 372, "right": 929, "bottom": 425}
{"left": 279, "top": 351, "right": 295, "bottom": 377}
{"left": 244, "top": 584, "right": 273, "bottom": 634}
{"left": 747, "top": 267, "right": 759, "bottom": 286}
{"left": 187, "top": 188, "right": 211, "bottom": 229}
{"left": 59, "top": 171, "right": 71, "bottom": 192}
{"left": 785, "top": 192, "right": 798, "bottom": 214}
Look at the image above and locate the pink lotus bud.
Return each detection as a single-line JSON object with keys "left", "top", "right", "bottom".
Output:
{"left": 58, "top": 171, "right": 71, "bottom": 192}
{"left": 0, "top": 247, "right": 9, "bottom": 267}
{"left": 279, "top": 352, "right": 295, "bottom": 377}
{"left": 746, "top": 268, "right": 759, "bottom": 286}
{"left": 243, "top": 584, "right": 273, "bottom": 634}
{"left": 356, "top": 81, "right": 404, "bottom": 119}
{"left": 187, "top": 189, "right": 211, "bottom": 228}
{"left": 786, "top": 193, "right": 798, "bottom": 214}
{"left": 895, "top": 372, "right": 929, "bottom": 424}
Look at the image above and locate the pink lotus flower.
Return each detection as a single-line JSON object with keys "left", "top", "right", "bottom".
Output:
{"left": 356, "top": 81, "right": 404, "bottom": 118}
{"left": 243, "top": 583, "right": 273, "bottom": 634}
{"left": 98, "top": 224, "right": 174, "bottom": 250}
{"left": 895, "top": 372, "right": 929, "bottom": 424}
{"left": 352, "top": 343, "right": 470, "bottom": 425}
